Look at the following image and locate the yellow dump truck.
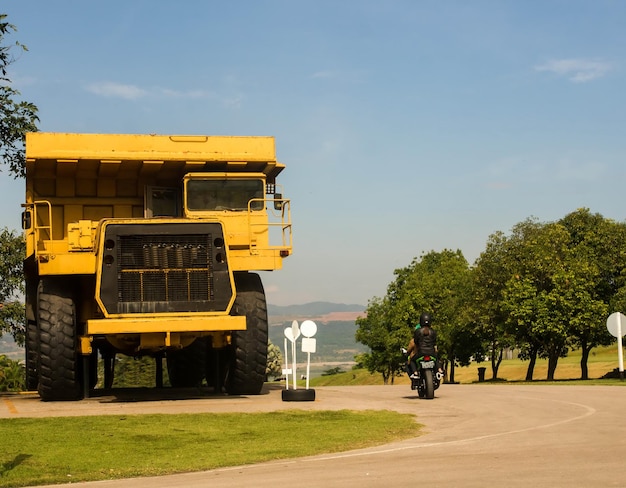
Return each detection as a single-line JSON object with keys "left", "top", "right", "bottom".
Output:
{"left": 23, "top": 133, "right": 292, "bottom": 401}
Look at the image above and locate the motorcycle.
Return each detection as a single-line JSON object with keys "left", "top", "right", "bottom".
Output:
{"left": 403, "top": 348, "right": 443, "bottom": 399}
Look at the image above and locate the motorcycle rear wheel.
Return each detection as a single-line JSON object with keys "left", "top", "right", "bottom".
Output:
{"left": 423, "top": 368, "right": 435, "bottom": 399}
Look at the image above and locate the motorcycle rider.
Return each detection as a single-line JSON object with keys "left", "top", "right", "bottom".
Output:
{"left": 406, "top": 333, "right": 419, "bottom": 378}
{"left": 410, "top": 312, "right": 444, "bottom": 380}
{"left": 414, "top": 312, "right": 437, "bottom": 357}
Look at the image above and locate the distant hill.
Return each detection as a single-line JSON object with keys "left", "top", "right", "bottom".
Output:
{"left": 267, "top": 302, "right": 368, "bottom": 364}
{"left": 268, "top": 302, "right": 365, "bottom": 317}
{"left": 0, "top": 334, "right": 22, "bottom": 361}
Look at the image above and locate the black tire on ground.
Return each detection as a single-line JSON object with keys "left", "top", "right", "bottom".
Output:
{"left": 224, "top": 272, "right": 268, "bottom": 396}
{"left": 25, "top": 320, "right": 39, "bottom": 391}
{"left": 166, "top": 338, "right": 207, "bottom": 388}
{"left": 424, "top": 368, "right": 435, "bottom": 399}
{"left": 282, "top": 388, "right": 316, "bottom": 402}
{"left": 417, "top": 379, "right": 426, "bottom": 398}
{"left": 37, "top": 280, "right": 83, "bottom": 401}
{"left": 206, "top": 346, "right": 229, "bottom": 393}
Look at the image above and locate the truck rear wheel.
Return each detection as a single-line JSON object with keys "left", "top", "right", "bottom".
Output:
{"left": 25, "top": 320, "right": 39, "bottom": 391}
{"left": 224, "top": 273, "right": 268, "bottom": 395}
{"left": 37, "top": 280, "right": 83, "bottom": 401}
{"left": 167, "top": 338, "right": 207, "bottom": 388}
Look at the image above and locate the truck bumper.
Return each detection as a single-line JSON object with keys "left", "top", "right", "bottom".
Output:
{"left": 86, "top": 315, "right": 246, "bottom": 335}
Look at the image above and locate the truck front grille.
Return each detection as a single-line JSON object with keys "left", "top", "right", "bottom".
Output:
{"left": 118, "top": 236, "right": 212, "bottom": 304}
{"left": 99, "top": 223, "right": 232, "bottom": 315}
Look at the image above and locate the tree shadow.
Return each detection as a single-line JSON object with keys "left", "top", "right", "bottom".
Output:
{"left": 1, "top": 454, "right": 32, "bottom": 477}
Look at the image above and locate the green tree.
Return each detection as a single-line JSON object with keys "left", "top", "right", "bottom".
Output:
{"left": 472, "top": 231, "right": 515, "bottom": 379}
{"left": 394, "top": 250, "right": 475, "bottom": 383}
{"left": 0, "top": 354, "right": 24, "bottom": 391}
{"left": 265, "top": 341, "right": 283, "bottom": 380}
{"left": 356, "top": 249, "right": 475, "bottom": 384}
{"left": 355, "top": 296, "right": 406, "bottom": 384}
{"left": 500, "top": 219, "right": 601, "bottom": 381}
{"left": 0, "top": 228, "right": 25, "bottom": 344}
{"left": 105, "top": 356, "right": 160, "bottom": 388}
{"left": 1, "top": 14, "right": 39, "bottom": 178}
{"left": 559, "top": 208, "right": 626, "bottom": 378}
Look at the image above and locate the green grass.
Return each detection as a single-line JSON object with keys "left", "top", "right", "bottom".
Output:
{"left": 0, "top": 410, "right": 417, "bottom": 487}
{"left": 310, "top": 344, "right": 626, "bottom": 386}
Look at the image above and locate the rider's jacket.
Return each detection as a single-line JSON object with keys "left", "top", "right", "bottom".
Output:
{"left": 414, "top": 326, "right": 437, "bottom": 356}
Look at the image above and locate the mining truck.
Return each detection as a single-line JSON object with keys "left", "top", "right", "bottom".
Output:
{"left": 22, "top": 132, "right": 292, "bottom": 401}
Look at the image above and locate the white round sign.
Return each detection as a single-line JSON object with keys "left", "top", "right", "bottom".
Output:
{"left": 300, "top": 320, "right": 318, "bottom": 338}
{"left": 606, "top": 312, "right": 626, "bottom": 338}
{"left": 284, "top": 327, "right": 294, "bottom": 342}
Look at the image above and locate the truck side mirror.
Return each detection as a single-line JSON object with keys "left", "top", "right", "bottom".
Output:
{"left": 274, "top": 193, "right": 283, "bottom": 211}
{"left": 22, "top": 211, "right": 32, "bottom": 230}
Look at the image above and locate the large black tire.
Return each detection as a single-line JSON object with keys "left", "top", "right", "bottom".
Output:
{"left": 25, "top": 320, "right": 39, "bottom": 391}
{"left": 206, "top": 345, "right": 229, "bottom": 393}
{"left": 282, "top": 388, "right": 316, "bottom": 402}
{"left": 167, "top": 338, "right": 207, "bottom": 388}
{"left": 37, "top": 280, "right": 83, "bottom": 401}
{"left": 424, "top": 368, "right": 435, "bottom": 400}
{"left": 224, "top": 273, "right": 268, "bottom": 395}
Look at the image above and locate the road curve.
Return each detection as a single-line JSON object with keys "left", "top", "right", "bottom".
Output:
{"left": 4, "top": 384, "right": 626, "bottom": 487}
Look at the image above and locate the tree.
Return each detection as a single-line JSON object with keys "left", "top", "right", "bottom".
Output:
{"left": 394, "top": 250, "right": 475, "bottom": 383}
{"left": 1, "top": 14, "right": 39, "bottom": 178}
{"left": 471, "top": 231, "right": 515, "bottom": 380}
{"left": 0, "top": 228, "right": 25, "bottom": 344}
{"left": 356, "top": 249, "right": 475, "bottom": 384}
{"left": 265, "top": 341, "right": 283, "bottom": 380}
{"left": 355, "top": 296, "right": 406, "bottom": 384}
{"left": 0, "top": 354, "right": 24, "bottom": 391}
{"left": 500, "top": 219, "right": 576, "bottom": 380}
{"left": 559, "top": 208, "right": 626, "bottom": 379}
{"left": 104, "top": 356, "right": 160, "bottom": 388}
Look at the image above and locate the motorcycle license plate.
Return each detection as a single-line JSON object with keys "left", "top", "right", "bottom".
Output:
{"left": 420, "top": 361, "right": 435, "bottom": 369}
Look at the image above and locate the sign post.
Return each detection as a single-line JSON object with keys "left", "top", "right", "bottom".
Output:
{"left": 606, "top": 312, "right": 626, "bottom": 380}
{"left": 282, "top": 319, "right": 317, "bottom": 402}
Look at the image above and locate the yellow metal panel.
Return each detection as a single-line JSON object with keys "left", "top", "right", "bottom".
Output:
{"left": 87, "top": 315, "right": 247, "bottom": 334}
{"left": 98, "top": 179, "right": 116, "bottom": 197}
{"left": 33, "top": 179, "right": 55, "bottom": 197}
{"left": 76, "top": 179, "right": 97, "bottom": 197}
{"left": 38, "top": 253, "right": 97, "bottom": 275}
{"left": 56, "top": 178, "right": 75, "bottom": 197}
{"left": 98, "top": 161, "right": 121, "bottom": 178}
{"left": 116, "top": 179, "right": 138, "bottom": 197}
{"left": 26, "top": 133, "right": 276, "bottom": 163}
{"left": 84, "top": 205, "right": 113, "bottom": 221}
{"left": 51, "top": 205, "right": 64, "bottom": 239}
{"left": 64, "top": 205, "right": 83, "bottom": 226}
{"left": 114, "top": 205, "right": 133, "bottom": 218}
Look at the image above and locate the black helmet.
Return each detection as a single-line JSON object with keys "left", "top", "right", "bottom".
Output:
{"left": 420, "top": 313, "right": 432, "bottom": 327}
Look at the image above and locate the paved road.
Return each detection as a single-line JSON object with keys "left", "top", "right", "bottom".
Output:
{"left": 3, "top": 384, "right": 626, "bottom": 487}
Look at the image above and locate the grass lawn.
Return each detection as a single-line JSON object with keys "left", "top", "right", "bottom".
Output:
{"left": 0, "top": 410, "right": 417, "bottom": 487}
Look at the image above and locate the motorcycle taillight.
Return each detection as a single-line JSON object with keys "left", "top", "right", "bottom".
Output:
{"left": 424, "top": 355, "right": 431, "bottom": 361}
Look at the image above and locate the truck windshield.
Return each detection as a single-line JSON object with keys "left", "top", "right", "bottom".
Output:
{"left": 187, "top": 179, "right": 265, "bottom": 211}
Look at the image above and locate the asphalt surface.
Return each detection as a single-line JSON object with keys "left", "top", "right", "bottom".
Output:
{"left": 3, "top": 383, "right": 626, "bottom": 487}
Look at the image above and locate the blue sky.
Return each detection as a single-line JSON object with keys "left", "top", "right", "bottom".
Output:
{"left": 3, "top": 1, "right": 625, "bottom": 306}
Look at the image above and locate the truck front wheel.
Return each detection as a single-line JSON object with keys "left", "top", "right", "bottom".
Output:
{"left": 37, "top": 280, "right": 83, "bottom": 401}
{"left": 224, "top": 273, "right": 268, "bottom": 395}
